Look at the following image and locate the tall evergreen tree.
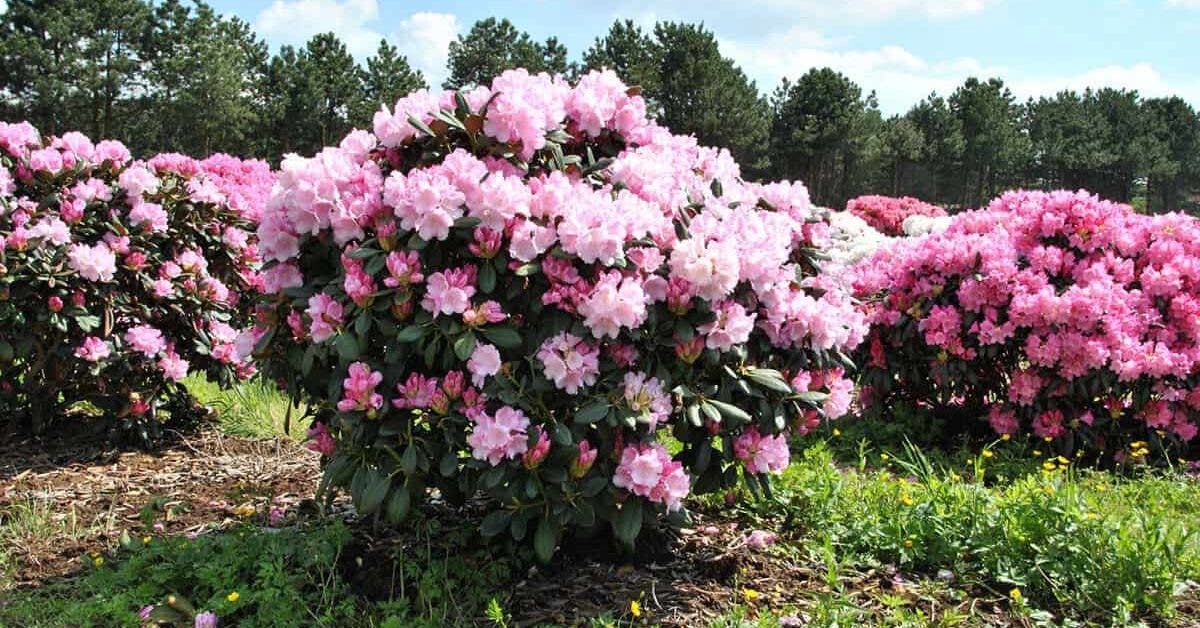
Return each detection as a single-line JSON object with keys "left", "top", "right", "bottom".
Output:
{"left": 652, "top": 22, "right": 771, "bottom": 177}
{"left": 353, "top": 39, "right": 427, "bottom": 126}
{"left": 443, "top": 18, "right": 570, "bottom": 89}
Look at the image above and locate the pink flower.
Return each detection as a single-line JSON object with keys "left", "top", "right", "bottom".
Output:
{"left": 383, "top": 251, "right": 423, "bottom": 288}
{"left": 306, "top": 293, "right": 344, "bottom": 343}
{"left": 698, "top": 300, "right": 756, "bottom": 350}
{"left": 392, "top": 373, "right": 438, "bottom": 410}
{"left": 468, "top": 406, "right": 530, "bottom": 465}
{"left": 570, "top": 440, "right": 597, "bottom": 478}
{"left": 421, "top": 266, "right": 476, "bottom": 316}
{"left": 158, "top": 350, "right": 190, "bottom": 381}
{"left": 733, "top": 427, "right": 790, "bottom": 475}
{"left": 467, "top": 343, "right": 502, "bottom": 387}
{"left": 193, "top": 611, "right": 218, "bottom": 628}
{"left": 746, "top": 529, "right": 777, "bottom": 549}
{"left": 124, "top": 325, "right": 166, "bottom": 357}
{"left": 337, "top": 362, "right": 384, "bottom": 412}
{"left": 613, "top": 443, "right": 690, "bottom": 511}
{"left": 622, "top": 371, "right": 671, "bottom": 430}
{"left": 306, "top": 422, "right": 336, "bottom": 455}
{"left": 578, "top": 272, "right": 647, "bottom": 339}
{"left": 74, "top": 337, "right": 111, "bottom": 362}
{"left": 127, "top": 201, "right": 168, "bottom": 232}
{"left": 117, "top": 165, "right": 159, "bottom": 199}
{"left": 67, "top": 242, "right": 117, "bottom": 282}
{"left": 47, "top": 295, "right": 63, "bottom": 312}
{"left": 522, "top": 427, "right": 551, "bottom": 469}
{"left": 536, "top": 333, "right": 600, "bottom": 394}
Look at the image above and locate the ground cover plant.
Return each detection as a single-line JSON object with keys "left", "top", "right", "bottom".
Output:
{"left": 0, "top": 122, "right": 271, "bottom": 438}
{"left": 248, "top": 68, "right": 868, "bottom": 559}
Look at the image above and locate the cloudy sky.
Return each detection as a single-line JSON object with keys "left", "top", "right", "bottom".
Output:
{"left": 206, "top": 0, "right": 1200, "bottom": 115}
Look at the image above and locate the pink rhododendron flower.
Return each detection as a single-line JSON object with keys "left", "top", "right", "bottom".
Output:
{"left": 306, "top": 422, "right": 336, "bottom": 455}
{"left": 337, "top": 362, "right": 384, "bottom": 412}
{"left": 421, "top": 266, "right": 476, "bottom": 316}
{"left": 468, "top": 405, "right": 530, "bottom": 465}
{"left": 393, "top": 373, "right": 439, "bottom": 410}
{"left": 613, "top": 443, "right": 690, "bottom": 511}
{"left": 67, "top": 242, "right": 117, "bottom": 282}
{"left": 699, "top": 300, "right": 756, "bottom": 350}
{"left": 467, "top": 343, "right": 502, "bottom": 387}
{"left": 124, "top": 325, "right": 166, "bottom": 357}
{"left": 570, "top": 440, "right": 597, "bottom": 478}
{"left": 306, "top": 293, "right": 344, "bottom": 343}
{"left": 74, "top": 336, "right": 111, "bottom": 362}
{"left": 522, "top": 427, "right": 551, "bottom": 469}
{"left": 622, "top": 371, "right": 671, "bottom": 430}
{"left": 537, "top": 333, "right": 600, "bottom": 394}
{"left": 733, "top": 427, "right": 790, "bottom": 475}
{"left": 158, "top": 350, "right": 190, "bottom": 381}
{"left": 578, "top": 271, "right": 648, "bottom": 339}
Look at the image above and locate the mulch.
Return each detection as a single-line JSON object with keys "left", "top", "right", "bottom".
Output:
{"left": 0, "top": 429, "right": 320, "bottom": 586}
{"left": 0, "top": 429, "right": 1023, "bottom": 626}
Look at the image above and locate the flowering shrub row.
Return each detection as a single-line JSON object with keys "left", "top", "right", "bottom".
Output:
{"left": 248, "top": 69, "right": 867, "bottom": 558}
{"left": 846, "top": 195, "right": 946, "bottom": 237}
{"left": 854, "top": 189, "right": 1200, "bottom": 452}
{"left": 0, "top": 121, "right": 269, "bottom": 435}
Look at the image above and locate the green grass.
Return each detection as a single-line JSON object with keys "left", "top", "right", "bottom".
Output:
{"left": 184, "top": 375, "right": 299, "bottom": 439}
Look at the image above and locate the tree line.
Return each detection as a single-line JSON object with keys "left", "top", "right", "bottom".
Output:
{"left": 2, "top": 1, "right": 1197, "bottom": 212}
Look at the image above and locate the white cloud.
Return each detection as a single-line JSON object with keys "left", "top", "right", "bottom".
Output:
{"left": 254, "top": 3, "right": 461, "bottom": 89}
{"left": 722, "top": 26, "right": 1200, "bottom": 114}
{"left": 254, "top": 0, "right": 384, "bottom": 57}
{"left": 392, "top": 12, "right": 460, "bottom": 89}
{"left": 754, "top": 0, "right": 991, "bottom": 20}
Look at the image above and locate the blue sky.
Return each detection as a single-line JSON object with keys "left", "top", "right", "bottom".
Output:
{"left": 206, "top": 0, "right": 1200, "bottom": 114}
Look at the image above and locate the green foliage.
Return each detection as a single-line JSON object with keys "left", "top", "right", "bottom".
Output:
{"left": 745, "top": 442, "right": 1200, "bottom": 623}
{"left": 443, "top": 18, "right": 573, "bottom": 90}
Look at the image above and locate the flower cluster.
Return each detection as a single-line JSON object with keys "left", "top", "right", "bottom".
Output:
{"left": 249, "top": 69, "right": 866, "bottom": 559}
{"left": 0, "top": 121, "right": 267, "bottom": 435}
{"left": 855, "top": 189, "right": 1200, "bottom": 449}
{"left": 845, "top": 195, "right": 946, "bottom": 237}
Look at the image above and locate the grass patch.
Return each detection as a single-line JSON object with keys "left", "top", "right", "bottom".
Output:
{"left": 184, "top": 375, "right": 299, "bottom": 439}
{"left": 728, "top": 441, "right": 1200, "bottom": 624}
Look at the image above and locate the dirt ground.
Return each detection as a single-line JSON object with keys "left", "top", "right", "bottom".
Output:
{"left": 0, "top": 429, "right": 1021, "bottom": 626}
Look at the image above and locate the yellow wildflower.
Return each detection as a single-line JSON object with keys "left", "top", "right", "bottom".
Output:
{"left": 1010, "top": 588, "right": 1023, "bottom": 602}
{"left": 981, "top": 450, "right": 993, "bottom": 459}
{"left": 630, "top": 600, "right": 641, "bottom": 618}
{"left": 227, "top": 591, "right": 240, "bottom": 603}
{"left": 743, "top": 588, "right": 761, "bottom": 602}
{"left": 93, "top": 557, "right": 104, "bottom": 567}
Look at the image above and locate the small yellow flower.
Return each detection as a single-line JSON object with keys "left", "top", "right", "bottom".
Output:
{"left": 1056, "top": 456, "right": 1069, "bottom": 465}
{"left": 950, "top": 473, "right": 961, "bottom": 481}
{"left": 1043, "top": 436, "right": 1052, "bottom": 442}
{"left": 1042, "top": 461, "right": 1057, "bottom": 471}
{"left": 92, "top": 557, "right": 104, "bottom": 567}
{"left": 900, "top": 493, "right": 915, "bottom": 506}
{"left": 832, "top": 428, "right": 841, "bottom": 437}
{"left": 1086, "top": 512, "right": 1098, "bottom": 520}
{"left": 142, "top": 536, "right": 152, "bottom": 545}
{"left": 903, "top": 539, "right": 913, "bottom": 548}
{"left": 981, "top": 450, "right": 994, "bottom": 459}
{"left": 1043, "top": 485, "right": 1056, "bottom": 495}
{"left": 880, "top": 453, "right": 890, "bottom": 461}
{"left": 743, "top": 588, "right": 761, "bottom": 602}
{"left": 1001, "top": 433, "right": 1011, "bottom": 441}
{"left": 227, "top": 591, "right": 240, "bottom": 603}
{"left": 1032, "top": 449, "right": 1042, "bottom": 456}
{"left": 1010, "top": 587, "right": 1023, "bottom": 602}
{"left": 630, "top": 600, "right": 641, "bottom": 618}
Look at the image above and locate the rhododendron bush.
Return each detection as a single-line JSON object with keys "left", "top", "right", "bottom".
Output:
{"left": 846, "top": 195, "right": 946, "bottom": 236}
{"left": 248, "top": 69, "right": 866, "bottom": 559}
{"left": 855, "top": 189, "right": 1200, "bottom": 453}
{"left": 0, "top": 121, "right": 268, "bottom": 435}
